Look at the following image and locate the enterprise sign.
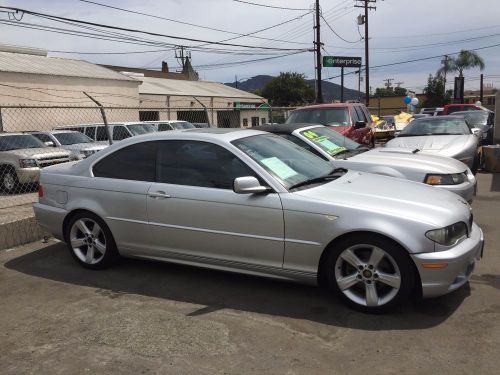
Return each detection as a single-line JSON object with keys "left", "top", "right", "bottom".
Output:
{"left": 323, "top": 56, "right": 362, "bottom": 68}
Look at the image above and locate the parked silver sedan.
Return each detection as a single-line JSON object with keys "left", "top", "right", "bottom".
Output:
{"left": 386, "top": 116, "right": 480, "bottom": 173}
{"left": 34, "top": 129, "right": 484, "bottom": 313}
{"left": 255, "top": 123, "right": 476, "bottom": 202}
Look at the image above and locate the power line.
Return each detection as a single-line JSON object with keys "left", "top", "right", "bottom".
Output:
{"left": 230, "top": 0, "right": 310, "bottom": 11}
{"left": 79, "top": 0, "right": 312, "bottom": 46}
{"left": 320, "top": 14, "right": 362, "bottom": 44}
{"left": 0, "top": 6, "right": 310, "bottom": 51}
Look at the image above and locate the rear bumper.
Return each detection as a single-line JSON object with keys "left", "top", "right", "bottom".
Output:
{"left": 33, "top": 203, "right": 67, "bottom": 241}
{"left": 411, "top": 222, "right": 483, "bottom": 298}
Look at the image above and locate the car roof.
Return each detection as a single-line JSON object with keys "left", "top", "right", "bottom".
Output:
{"left": 253, "top": 123, "right": 320, "bottom": 134}
{"left": 451, "top": 110, "right": 493, "bottom": 115}
{"left": 0, "top": 132, "right": 33, "bottom": 137}
{"left": 412, "top": 115, "right": 466, "bottom": 121}
{"left": 293, "top": 103, "right": 363, "bottom": 110}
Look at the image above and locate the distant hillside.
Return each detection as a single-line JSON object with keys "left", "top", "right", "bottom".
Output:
{"left": 224, "top": 75, "right": 364, "bottom": 102}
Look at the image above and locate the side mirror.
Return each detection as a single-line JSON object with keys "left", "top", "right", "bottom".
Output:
{"left": 44, "top": 141, "right": 55, "bottom": 147}
{"left": 471, "top": 128, "right": 481, "bottom": 136}
{"left": 354, "top": 121, "right": 366, "bottom": 129}
{"left": 233, "top": 176, "right": 269, "bottom": 194}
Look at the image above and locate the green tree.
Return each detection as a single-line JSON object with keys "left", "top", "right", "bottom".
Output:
{"left": 374, "top": 86, "right": 407, "bottom": 97}
{"left": 423, "top": 74, "right": 450, "bottom": 107}
{"left": 261, "top": 72, "right": 314, "bottom": 106}
{"left": 437, "top": 50, "right": 485, "bottom": 78}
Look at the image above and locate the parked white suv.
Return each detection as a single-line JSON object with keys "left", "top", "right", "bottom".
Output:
{"left": 28, "top": 130, "right": 108, "bottom": 159}
{"left": 0, "top": 133, "right": 72, "bottom": 193}
{"left": 55, "top": 122, "right": 156, "bottom": 142}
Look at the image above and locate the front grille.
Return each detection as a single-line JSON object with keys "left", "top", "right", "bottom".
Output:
{"left": 38, "top": 157, "right": 70, "bottom": 167}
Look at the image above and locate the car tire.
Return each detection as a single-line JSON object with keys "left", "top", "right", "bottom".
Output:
{"left": 471, "top": 153, "right": 480, "bottom": 175}
{"left": 0, "top": 167, "right": 19, "bottom": 194}
{"left": 65, "top": 211, "right": 119, "bottom": 269}
{"left": 324, "top": 234, "right": 416, "bottom": 313}
{"left": 370, "top": 134, "right": 376, "bottom": 148}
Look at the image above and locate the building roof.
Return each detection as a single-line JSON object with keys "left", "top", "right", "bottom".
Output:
{"left": 138, "top": 75, "right": 264, "bottom": 100}
{"left": 0, "top": 50, "right": 137, "bottom": 82}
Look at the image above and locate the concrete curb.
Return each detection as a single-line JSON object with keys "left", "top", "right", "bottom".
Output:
{"left": 0, "top": 215, "right": 48, "bottom": 250}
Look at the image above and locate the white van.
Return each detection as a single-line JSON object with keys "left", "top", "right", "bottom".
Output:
{"left": 55, "top": 122, "right": 156, "bottom": 142}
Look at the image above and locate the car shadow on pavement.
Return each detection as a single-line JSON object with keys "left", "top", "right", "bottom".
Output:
{"left": 5, "top": 243, "right": 470, "bottom": 331}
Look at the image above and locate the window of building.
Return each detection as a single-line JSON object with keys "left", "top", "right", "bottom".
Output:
{"left": 156, "top": 140, "right": 256, "bottom": 189}
{"left": 93, "top": 142, "right": 157, "bottom": 181}
{"left": 242, "top": 118, "right": 248, "bottom": 127}
{"left": 139, "top": 111, "right": 160, "bottom": 121}
{"left": 251, "top": 117, "right": 259, "bottom": 127}
{"left": 261, "top": 118, "right": 267, "bottom": 124}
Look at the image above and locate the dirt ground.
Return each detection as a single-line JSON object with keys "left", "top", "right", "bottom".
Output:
{"left": 0, "top": 173, "right": 499, "bottom": 374}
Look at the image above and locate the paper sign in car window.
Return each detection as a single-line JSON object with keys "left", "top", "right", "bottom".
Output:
{"left": 317, "top": 139, "right": 348, "bottom": 156}
{"left": 261, "top": 157, "right": 298, "bottom": 180}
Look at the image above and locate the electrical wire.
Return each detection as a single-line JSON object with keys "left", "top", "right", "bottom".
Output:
{"left": 230, "top": 0, "right": 310, "bottom": 11}
{"left": 320, "top": 14, "right": 362, "bottom": 44}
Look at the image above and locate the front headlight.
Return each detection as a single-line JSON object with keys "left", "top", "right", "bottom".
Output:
{"left": 19, "top": 158, "right": 38, "bottom": 168}
{"left": 424, "top": 173, "right": 465, "bottom": 185}
{"left": 426, "top": 222, "right": 468, "bottom": 246}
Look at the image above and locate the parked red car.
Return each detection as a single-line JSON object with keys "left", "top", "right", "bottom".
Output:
{"left": 442, "top": 104, "right": 488, "bottom": 115}
{"left": 285, "top": 103, "right": 375, "bottom": 147}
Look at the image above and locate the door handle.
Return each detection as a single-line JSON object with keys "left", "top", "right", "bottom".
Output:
{"left": 148, "top": 191, "right": 171, "bottom": 199}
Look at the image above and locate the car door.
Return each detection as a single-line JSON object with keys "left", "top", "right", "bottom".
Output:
{"left": 91, "top": 141, "right": 157, "bottom": 252}
{"left": 353, "top": 106, "right": 370, "bottom": 144}
{"left": 146, "top": 139, "right": 285, "bottom": 269}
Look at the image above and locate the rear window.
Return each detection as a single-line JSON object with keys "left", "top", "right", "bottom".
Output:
{"left": 286, "top": 107, "right": 350, "bottom": 126}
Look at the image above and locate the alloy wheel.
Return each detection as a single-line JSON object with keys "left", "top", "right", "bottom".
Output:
{"left": 69, "top": 218, "right": 107, "bottom": 265}
{"left": 334, "top": 244, "right": 401, "bottom": 307}
{"left": 2, "top": 172, "right": 15, "bottom": 191}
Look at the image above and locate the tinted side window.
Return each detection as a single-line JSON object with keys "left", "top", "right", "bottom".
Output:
{"left": 157, "top": 141, "right": 257, "bottom": 189}
{"left": 95, "top": 126, "right": 109, "bottom": 141}
{"left": 350, "top": 107, "right": 360, "bottom": 124}
{"left": 85, "top": 127, "right": 96, "bottom": 139}
{"left": 278, "top": 134, "right": 329, "bottom": 161}
{"left": 354, "top": 106, "right": 367, "bottom": 122}
{"left": 113, "top": 126, "right": 131, "bottom": 141}
{"left": 93, "top": 142, "right": 157, "bottom": 181}
{"left": 361, "top": 106, "right": 372, "bottom": 122}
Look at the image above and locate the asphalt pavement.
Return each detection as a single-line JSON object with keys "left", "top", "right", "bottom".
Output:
{"left": 0, "top": 172, "right": 499, "bottom": 374}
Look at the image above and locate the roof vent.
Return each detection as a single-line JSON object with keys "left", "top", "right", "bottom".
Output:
{"left": 0, "top": 44, "right": 47, "bottom": 56}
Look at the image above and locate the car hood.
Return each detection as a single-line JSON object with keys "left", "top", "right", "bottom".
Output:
{"left": 349, "top": 148, "right": 470, "bottom": 174}
{"left": 4, "top": 147, "right": 71, "bottom": 159}
{"left": 386, "top": 135, "right": 472, "bottom": 157}
{"left": 291, "top": 171, "right": 471, "bottom": 227}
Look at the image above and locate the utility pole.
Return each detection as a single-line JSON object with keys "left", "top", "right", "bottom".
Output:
{"left": 480, "top": 73, "right": 484, "bottom": 103}
{"left": 395, "top": 81, "right": 404, "bottom": 87}
{"left": 443, "top": 55, "right": 449, "bottom": 89}
{"left": 383, "top": 78, "right": 394, "bottom": 88}
{"left": 355, "top": 0, "right": 376, "bottom": 106}
{"left": 314, "top": 0, "right": 323, "bottom": 103}
{"left": 235, "top": 75, "right": 238, "bottom": 89}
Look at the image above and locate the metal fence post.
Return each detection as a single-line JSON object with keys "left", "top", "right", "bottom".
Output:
{"left": 0, "top": 107, "right": 3, "bottom": 132}
{"left": 84, "top": 92, "right": 113, "bottom": 145}
{"left": 192, "top": 96, "right": 211, "bottom": 127}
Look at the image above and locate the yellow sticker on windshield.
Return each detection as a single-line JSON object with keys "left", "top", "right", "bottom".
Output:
{"left": 261, "top": 157, "right": 298, "bottom": 180}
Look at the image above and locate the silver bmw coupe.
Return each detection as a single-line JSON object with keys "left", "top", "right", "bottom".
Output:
{"left": 34, "top": 129, "right": 484, "bottom": 312}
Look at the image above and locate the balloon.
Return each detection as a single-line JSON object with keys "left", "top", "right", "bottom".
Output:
{"left": 475, "top": 101, "right": 482, "bottom": 106}
{"left": 411, "top": 97, "right": 419, "bottom": 106}
{"left": 403, "top": 96, "right": 411, "bottom": 104}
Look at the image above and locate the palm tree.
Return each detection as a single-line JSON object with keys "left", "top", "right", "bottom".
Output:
{"left": 437, "top": 50, "right": 485, "bottom": 78}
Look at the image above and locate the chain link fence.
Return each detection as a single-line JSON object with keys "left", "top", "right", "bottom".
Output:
{"left": 0, "top": 104, "right": 295, "bottom": 213}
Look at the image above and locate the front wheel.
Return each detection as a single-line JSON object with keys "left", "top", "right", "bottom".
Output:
{"left": 65, "top": 212, "right": 119, "bottom": 269}
{"left": 324, "top": 234, "right": 416, "bottom": 313}
{"left": 0, "top": 168, "right": 19, "bottom": 194}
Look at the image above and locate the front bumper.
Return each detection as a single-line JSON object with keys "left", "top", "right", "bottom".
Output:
{"left": 411, "top": 222, "right": 483, "bottom": 298}
{"left": 435, "top": 179, "right": 476, "bottom": 203}
{"left": 16, "top": 168, "right": 41, "bottom": 184}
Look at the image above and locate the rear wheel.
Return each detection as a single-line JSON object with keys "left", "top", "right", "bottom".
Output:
{"left": 0, "top": 168, "right": 18, "bottom": 194}
{"left": 65, "top": 212, "right": 119, "bottom": 269}
{"left": 324, "top": 234, "right": 416, "bottom": 313}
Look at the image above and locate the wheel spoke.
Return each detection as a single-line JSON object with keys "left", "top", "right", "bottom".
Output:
{"left": 71, "top": 237, "right": 86, "bottom": 248}
{"left": 341, "top": 249, "right": 364, "bottom": 268}
{"left": 377, "top": 272, "right": 401, "bottom": 289}
{"left": 336, "top": 273, "right": 360, "bottom": 291}
{"left": 91, "top": 223, "right": 101, "bottom": 237}
{"left": 85, "top": 246, "right": 95, "bottom": 263}
{"left": 76, "top": 220, "right": 91, "bottom": 236}
{"left": 365, "top": 283, "right": 379, "bottom": 307}
{"left": 368, "top": 247, "right": 385, "bottom": 269}
{"left": 94, "top": 240, "right": 106, "bottom": 255}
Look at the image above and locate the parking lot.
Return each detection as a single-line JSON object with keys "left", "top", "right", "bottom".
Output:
{"left": 0, "top": 172, "right": 498, "bottom": 374}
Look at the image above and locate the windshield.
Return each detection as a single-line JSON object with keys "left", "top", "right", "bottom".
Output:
{"left": 398, "top": 118, "right": 471, "bottom": 136}
{"left": 232, "top": 134, "right": 333, "bottom": 190}
{"left": 53, "top": 132, "right": 93, "bottom": 145}
{"left": 459, "top": 112, "right": 490, "bottom": 130}
{"left": 286, "top": 107, "right": 350, "bottom": 126}
{"left": 171, "top": 121, "right": 195, "bottom": 130}
{"left": 0, "top": 135, "right": 45, "bottom": 151}
{"left": 126, "top": 123, "right": 157, "bottom": 136}
{"left": 299, "top": 127, "right": 360, "bottom": 155}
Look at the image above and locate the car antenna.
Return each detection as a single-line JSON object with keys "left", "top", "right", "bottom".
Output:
{"left": 412, "top": 148, "right": 420, "bottom": 154}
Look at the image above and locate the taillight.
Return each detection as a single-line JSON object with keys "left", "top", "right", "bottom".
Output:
{"left": 38, "top": 184, "right": 44, "bottom": 198}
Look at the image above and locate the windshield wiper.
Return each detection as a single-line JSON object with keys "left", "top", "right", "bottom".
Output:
{"left": 289, "top": 168, "right": 347, "bottom": 190}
